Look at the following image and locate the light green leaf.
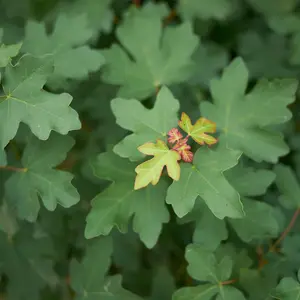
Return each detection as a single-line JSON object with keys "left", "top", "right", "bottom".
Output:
{"left": 85, "top": 151, "right": 169, "bottom": 248}
{"left": 102, "top": 3, "right": 198, "bottom": 99}
{"left": 5, "top": 133, "right": 80, "bottom": 222}
{"left": 166, "top": 144, "right": 244, "bottom": 219}
{"left": 22, "top": 14, "right": 104, "bottom": 80}
{"left": 134, "top": 139, "right": 181, "bottom": 190}
{"left": 0, "top": 28, "right": 21, "bottom": 68}
{"left": 111, "top": 86, "right": 180, "bottom": 161}
{"left": 71, "top": 236, "right": 142, "bottom": 300}
{"left": 0, "top": 55, "right": 81, "bottom": 149}
{"left": 178, "top": 0, "right": 238, "bottom": 21}
{"left": 274, "top": 164, "right": 300, "bottom": 209}
{"left": 201, "top": 57, "right": 298, "bottom": 163}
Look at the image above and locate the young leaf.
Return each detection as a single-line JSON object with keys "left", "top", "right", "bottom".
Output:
{"left": 0, "top": 55, "right": 81, "bottom": 149}
{"left": 168, "top": 128, "right": 183, "bottom": 144}
{"left": 135, "top": 139, "right": 181, "bottom": 190}
{"left": 166, "top": 145, "right": 244, "bottom": 219}
{"left": 172, "top": 137, "right": 194, "bottom": 163}
{"left": 22, "top": 13, "right": 104, "bottom": 80}
{"left": 178, "top": 112, "right": 217, "bottom": 145}
{"left": 85, "top": 151, "right": 169, "bottom": 248}
{"left": 102, "top": 3, "right": 198, "bottom": 99}
{"left": 4, "top": 133, "right": 80, "bottom": 222}
{"left": 111, "top": 86, "right": 180, "bottom": 160}
{"left": 200, "top": 57, "right": 298, "bottom": 163}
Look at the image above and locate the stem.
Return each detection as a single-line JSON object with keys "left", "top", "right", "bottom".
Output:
{"left": 269, "top": 208, "right": 300, "bottom": 252}
{"left": 220, "top": 279, "right": 237, "bottom": 286}
{"left": 0, "top": 165, "right": 27, "bottom": 172}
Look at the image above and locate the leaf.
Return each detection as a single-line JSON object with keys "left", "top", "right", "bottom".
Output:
{"left": 0, "top": 55, "right": 81, "bottom": 149}
{"left": 200, "top": 57, "right": 298, "bottom": 163}
{"left": 178, "top": 0, "right": 238, "bottom": 21}
{"left": 134, "top": 139, "right": 181, "bottom": 190}
{"left": 172, "top": 137, "right": 194, "bottom": 163}
{"left": 70, "top": 236, "right": 142, "bottom": 300}
{"left": 0, "top": 28, "right": 22, "bottom": 68}
{"left": 4, "top": 133, "right": 80, "bottom": 222}
{"left": 57, "top": 0, "right": 113, "bottom": 34}
{"left": 166, "top": 144, "right": 244, "bottom": 219}
{"left": 178, "top": 112, "right": 218, "bottom": 145}
{"left": 102, "top": 3, "right": 198, "bottom": 99}
{"left": 85, "top": 151, "right": 170, "bottom": 248}
{"left": 274, "top": 164, "right": 300, "bottom": 209}
{"left": 228, "top": 198, "right": 280, "bottom": 243}
{"left": 111, "top": 86, "right": 180, "bottom": 160}
{"left": 0, "top": 226, "right": 58, "bottom": 300}
{"left": 168, "top": 128, "right": 183, "bottom": 144}
{"left": 271, "top": 270, "right": 300, "bottom": 299}
{"left": 22, "top": 13, "right": 104, "bottom": 80}
{"left": 172, "top": 244, "right": 246, "bottom": 300}
{"left": 0, "top": 147, "right": 6, "bottom": 165}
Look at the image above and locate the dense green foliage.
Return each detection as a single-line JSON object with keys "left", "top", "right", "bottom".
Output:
{"left": 2, "top": 0, "right": 300, "bottom": 299}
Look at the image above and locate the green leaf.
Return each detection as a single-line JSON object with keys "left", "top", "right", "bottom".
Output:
{"left": 271, "top": 270, "right": 300, "bottom": 299}
{"left": 70, "top": 236, "right": 142, "bottom": 300}
{"left": 0, "top": 227, "right": 58, "bottom": 300}
{"left": 0, "top": 28, "right": 22, "bottom": 68}
{"left": 0, "top": 147, "right": 6, "bottom": 165}
{"left": 85, "top": 151, "right": 169, "bottom": 248}
{"left": 58, "top": 0, "right": 113, "bottom": 34}
{"left": 102, "top": 3, "right": 198, "bottom": 99}
{"left": 172, "top": 244, "right": 246, "bottom": 300}
{"left": 200, "top": 57, "right": 298, "bottom": 163}
{"left": 274, "top": 164, "right": 300, "bottom": 209}
{"left": 166, "top": 144, "right": 244, "bottom": 219}
{"left": 178, "top": 0, "right": 238, "bottom": 21}
{"left": 134, "top": 139, "right": 181, "bottom": 190}
{"left": 228, "top": 198, "right": 280, "bottom": 243}
{"left": 0, "top": 55, "right": 81, "bottom": 149}
{"left": 172, "top": 284, "right": 219, "bottom": 300}
{"left": 22, "top": 14, "right": 104, "bottom": 80}
{"left": 112, "top": 86, "right": 180, "bottom": 161}
{"left": 5, "top": 133, "right": 80, "bottom": 222}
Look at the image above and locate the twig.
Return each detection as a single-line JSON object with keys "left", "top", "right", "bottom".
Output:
{"left": 220, "top": 279, "right": 237, "bottom": 285}
{"left": 269, "top": 208, "right": 300, "bottom": 252}
{"left": 0, "top": 165, "right": 27, "bottom": 172}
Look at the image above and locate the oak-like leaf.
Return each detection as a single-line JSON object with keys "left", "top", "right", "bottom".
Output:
{"left": 134, "top": 139, "right": 181, "bottom": 190}
{"left": 168, "top": 128, "right": 183, "bottom": 144}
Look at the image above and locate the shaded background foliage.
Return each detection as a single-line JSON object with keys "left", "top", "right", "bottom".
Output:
{"left": 1, "top": 0, "right": 300, "bottom": 299}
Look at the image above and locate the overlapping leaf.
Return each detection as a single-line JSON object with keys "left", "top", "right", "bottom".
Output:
{"left": 166, "top": 144, "right": 244, "bottom": 219}
{"left": 85, "top": 151, "right": 169, "bottom": 248}
{"left": 201, "top": 57, "right": 298, "bottom": 162}
{"left": 102, "top": 3, "right": 198, "bottom": 99}
{"left": 0, "top": 28, "right": 22, "bottom": 68}
{"left": 111, "top": 86, "right": 180, "bottom": 160}
{"left": 0, "top": 55, "right": 81, "bottom": 149}
{"left": 22, "top": 13, "right": 104, "bottom": 80}
{"left": 172, "top": 244, "right": 246, "bottom": 300}
{"left": 71, "top": 236, "right": 141, "bottom": 300}
{"left": 134, "top": 139, "right": 181, "bottom": 190}
{"left": 178, "top": 0, "right": 238, "bottom": 21}
{"left": 0, "top": 226, "right": 58, "bottom": 300}
{"left": 4, "top": 133, "right": 80, "bottom": 222}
